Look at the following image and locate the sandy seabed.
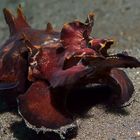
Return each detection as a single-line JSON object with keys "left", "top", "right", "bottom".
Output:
{"left": 0, "top": 0, "right": 140, "bottom": 140}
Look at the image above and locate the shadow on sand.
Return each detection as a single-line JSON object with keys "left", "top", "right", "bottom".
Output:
{"left": 11, "top": 121, "right": 77, "bottom": 140}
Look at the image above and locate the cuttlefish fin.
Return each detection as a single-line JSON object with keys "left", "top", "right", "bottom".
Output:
{"left": 18, "top": 81, "right": 76, "bottom": 138}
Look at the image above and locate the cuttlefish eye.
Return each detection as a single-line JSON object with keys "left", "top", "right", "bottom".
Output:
{"left": 87, "top": 40, "right": 92, "bottom": 48}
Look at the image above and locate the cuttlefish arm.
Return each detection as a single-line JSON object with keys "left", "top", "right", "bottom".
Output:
{"left": 66, "top": 51, "right": 140, "bottom": 106}
{"left": 108, "top": 68, "right": 134, "bottom": 105}
{"left": 85, "top": 53, "right": 140, "bottom": 105}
